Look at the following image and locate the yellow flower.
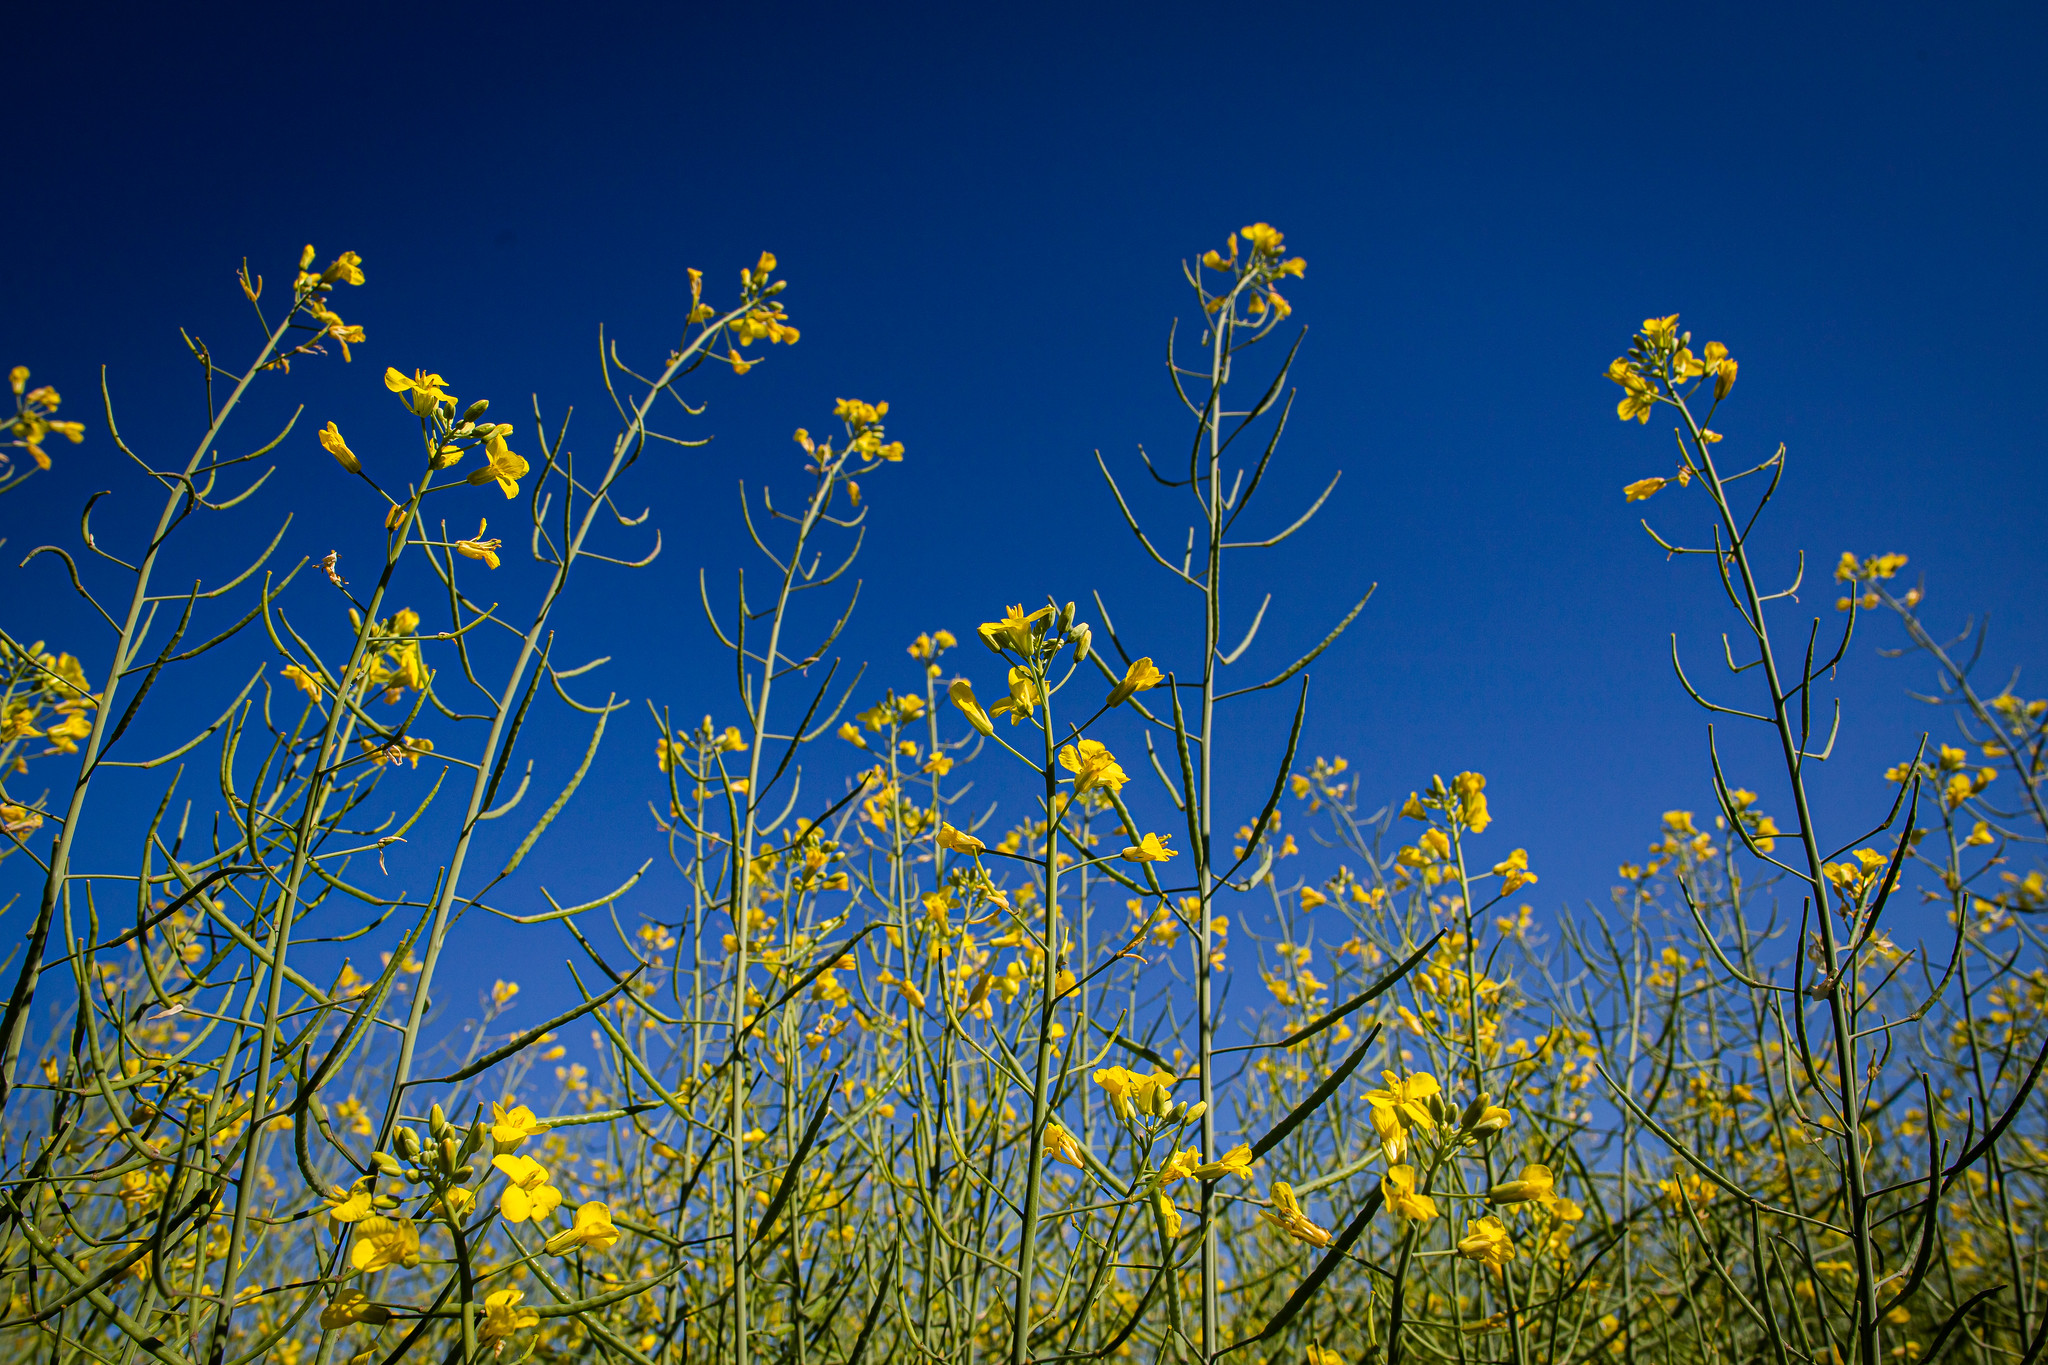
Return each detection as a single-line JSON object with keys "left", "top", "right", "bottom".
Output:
{"left": 1121, "top": 832, "right": 1174, "bottom": 863}
{"left": 491, "top": 1102, "right": 547, "bottom": 1148}
{"left": 321, "top": 250, "right": 366, "bottom": 287}
{"left": 439, "top": 1186, "right": 476, "bottom": 1220}
{"left": 949, "top": 679, "right": 995, "bottom": 737}
{"left": 467, "top": 432, "right": 529, "bottom": 498}
{"left": 1240, "top": 222, "right": 1286, "bottom": 256}
{"left": 1262, "top": 1181, "right": 1331, "bottom": 1247}
{"left": 990, "top": 666, "right": 1044, "bottom": 723}
{"left": 492, "top": 1153, "right": 563, "bottom": 1223}
{"left": 1043, "top": 1120, "right": 1085, "bottom": 1167}
{"left": 1059, "top": 739, "right": 1128, "bottom": 797}
{"left": 1093, "top": 1065, "right": 1174, "bottom": 1121}
{"left": 1299, "top": 885, "right": 1328, "bottom": 910}
{"left": 318, "top": 421, "right": 361, "bottom": 475}
{"left": 1700, "top": 340, "right": 1738, "bottom": 399}
{"left": 1623, "top": 476, "right": 1666, "bottom": 502}
{"left": 1466, "top": 1104, "right": 1512, "bottom": 1137}
{"left": 1152, "top": 1188, "right": 1184, "bottom": 1238}
{"left": 1107, "top": 657, "right": 1164, "bottom": 708}
{"left": 319, "top": 1288, "right": 392, "bottom": 1329}
{"left": 1365, "top": 1070, "right": 1440, "bottom": 1132}
{"left": 1491, "top": 848, "right": 1537, "bottom": 893}
{"left": 282, "top": 664, "right": 325, "bottom": 702}
{"left": 1094, "top": 1066, "right": 1137, "bottom": 1120}
{"left": 978, "top": 603, "right": 1056, "bottom": 655}
{"left": 478, "top": 1288, "right": 539, "bottom": 1343}
{"left": 1457, "top": 1216, "right": 1515, "bottom": 1270}
{"left": 1191, "top": 1143, "right": 1254, "bottom": 1182}
{"left": 1157, "top": 1148, "right": 1202, "bottom": 1186}
{"left": 383, "top": 367, "right": 456, "bottom": 417}
{"left": 936, "top": 822, "right": 986, "bottom": 856}
{"left": 455, "top": 520, "right": 502, "bottom": 569}
{"left": 323, "top": 1177, "right": 376, "bottom": 1224}
{"left": 1451, "top": 772, "right": 1490, "bottom": 831}
{"left": 1, "top": 804, "right": 45, "bottom": 837}
{"left": 544, "top": 1201, "right": 622, "bottom": 1254}
{"left": 1399, "top": 792, "right": 1428, "bottom": 820}
{"left": 1486, "top": 1163, "right": 1556, "bottom": 1206}
{"left": 1382, "top": 1164, "right": 1438, "bottom": 1222}
{"left": 348, "top": 1216, "right": 421, "bottom": 1273}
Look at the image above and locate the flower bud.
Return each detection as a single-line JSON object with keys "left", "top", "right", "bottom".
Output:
{"left": 440, "top": 1136, "right": 460, "bottom": 1173}
{"left": 395, "top": 1127, "right": 421, "bottom": 1159}
{"left": 1183, "top": 1101, "right": 1208, "bottom": 1125}
{"left": 1467, "top": 1105, "right": 1512, "bottom": 1137}
{"left": 1058, "top": 601, "right": 1076, "bottom": 636}
{"left": 318, "top": 422, "right": 361, "bottom": 475}
{"left": 1459, "top": 1093, "right": 1493, "bottom": 1131}
{"left": 429, "top": 1104, "right": 449, "bottom": 1139}
{"left": 949, "top": 679, "right": 995, "bottom": 737}
{"left": 1071, "top": 624, "right": 1091, "bottom": 662}
{"left": 461, "top": 399, "right": 491, "bottom": 423}
{"left": 371, "top": 1151, "right": 406, "bottom": 1177}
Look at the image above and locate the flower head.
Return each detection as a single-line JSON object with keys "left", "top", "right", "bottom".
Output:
{"left": 1152, "top": 1188, "right": 1184, "bottom": 1238}
{"left": 319, "top": 421, "right": 361, "bottom": 475}
{"left": 455, "top": 521, "right": 502, "bottom": 570}
{"left": 544, "top": 1200, "right": 621, "bottom": 1254}
{"left": 1382, "top": 1164, "right": 1438, "bottom": 1222}
{"left": 1458, "top": 1216, "right": 1515, "bottom": 1270}
{"left": 492, "top": 1153, "right": 563, "bottom": 1223}
{"left": 949, "top": 679, "right": 994, "bottom": 737}
{"left": 383, "top": 367, "right": 456, "bottom": 418}
{"left": 1043, "top": 1120, "right": 1085, "bottom": 1167}
{"left": 990, "top": 666, "right": 1044, "bottom": 724}
{"left": 936, "top": 823, "right": 986, "bottom": 856}
{"left": 1059, "top": 739, "right": 1128, "bottom": 797}
{"left": 1107, "top": 657, "right": 1164, "bottom": 708}
{"left": 320, "top": 1288, "right": 392, "bottom": 1330}
{"left": 1263, "top": 1181, "right": 1331, "bottom": 1247}
{"left": 1191, "top": 1143, "right": 1254, "bottom": 1183}
{"left": 1486, "top": 1163, "right": 1556, "bottom": 1206}
{"left": 467, "top": 432, "right": 529, "bottom": 498}
{"left": 479, "top": 1289, "right": 539, "bottom": 1343}
{"left": 348, "top": 1215, "right": 421, "bottom": 1273}
{"left": 323, "top": 1176, "right": 376, "bottom": 1224}
{"left": 1121, "top": 832, "right": 1175, "bottom": 863}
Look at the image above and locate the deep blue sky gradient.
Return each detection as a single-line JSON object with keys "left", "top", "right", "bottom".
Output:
{"left": 4, "top": 1, "right": 2044, "bottom": 1031}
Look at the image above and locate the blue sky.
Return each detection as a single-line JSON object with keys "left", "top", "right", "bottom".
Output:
{"left": 4, "top": 1, "right": 2044, "bottom": 1025}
